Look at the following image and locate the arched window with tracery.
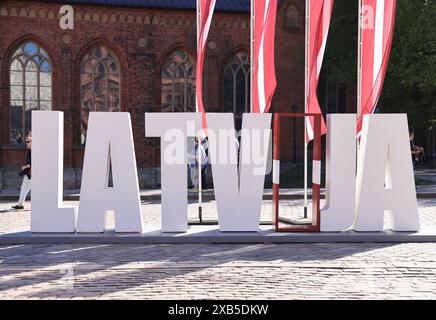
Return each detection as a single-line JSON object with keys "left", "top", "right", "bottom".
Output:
{"left": 161, "top": 50, "right": 196, "bottom": 112}
{"left": 9, "top": 42, "right": 52, "bottom": 144}
{"left": 223, "top": 51, "right": 250, "bottom": 130}
{"left": 285, "top": 5, "right": 299, "bottom": 28}
{"left": 80, "top": 45, "right": 121, "bottom": 144}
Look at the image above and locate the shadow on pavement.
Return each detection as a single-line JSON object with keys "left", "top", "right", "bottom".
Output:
{"left": 0, "top": 241, "right": 399, "bottom": 298}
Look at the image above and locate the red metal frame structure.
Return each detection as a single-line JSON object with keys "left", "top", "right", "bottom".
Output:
{"left": 273, "top": 113, "right": 322, "bottom": 232}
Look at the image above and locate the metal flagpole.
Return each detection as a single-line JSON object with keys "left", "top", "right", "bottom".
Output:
{"left": 303, "top": 0, "right": 310, "bottom": 219}
{"left": 196, "top": 0, "right": 203, "bottom": 223}
{"left": 357, "top": 0, "right": 363, "bottom": 118}
{"left": 250, "top": 0, "right": 254, "bottom": 113}
{"left": 356, "top": 0, "right": 363, "bottom": 158}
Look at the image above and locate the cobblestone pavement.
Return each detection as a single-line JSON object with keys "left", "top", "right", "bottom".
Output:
{"left": 0, "top": 200, "right": 436, "bottom": 299}
{"left": 2, "top": 198, "right": 436, "bottom": 232}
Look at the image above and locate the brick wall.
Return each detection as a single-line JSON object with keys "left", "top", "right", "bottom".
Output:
{"left": 0, "top": 0, "right": 308, "bottom": 187}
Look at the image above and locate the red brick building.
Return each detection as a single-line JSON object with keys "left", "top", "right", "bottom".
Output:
{"left": 0, "top": 0, "right": 325, "bottom": 189}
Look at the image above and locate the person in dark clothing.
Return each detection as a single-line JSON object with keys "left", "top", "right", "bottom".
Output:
{"left": 12, "top": 135, "right": 32, "bottom": 210}
{"left": 201, "top": 137, "right": 210, "bottom": 189}
{"left": 410, "top": 132, "right": 425, "bottom": 165}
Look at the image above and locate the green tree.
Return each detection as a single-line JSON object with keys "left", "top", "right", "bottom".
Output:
{"left": 383, "top": 0, "right": 436, "bottom": 136}
{"left": 322, "top": 0, "right": 436, "bottom": 139}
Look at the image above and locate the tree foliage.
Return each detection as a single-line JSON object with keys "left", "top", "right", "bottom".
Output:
{"left": 383, "top": 0, "right": 436, "bottom": 134}
{"left": 323, "top": 0, "right": 436, "bottom": 135}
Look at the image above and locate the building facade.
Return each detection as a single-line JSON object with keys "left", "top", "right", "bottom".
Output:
{"left": 0, "top": 0, "right": 317, "bottom": 189}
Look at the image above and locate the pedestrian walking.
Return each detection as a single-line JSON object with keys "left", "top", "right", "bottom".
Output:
{"left": 12, "top": 134, "right": 32, "bottom": 210}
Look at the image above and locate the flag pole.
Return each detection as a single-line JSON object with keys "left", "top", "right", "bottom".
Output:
{"left": 196, "top": 0, "right": 203, "bottom": 223}
{"left": 303, "top": 0, "right": 310, "bottom": 218}
{"left": 357, "top": 0, "right": 363, "bottom": 118}
{"left": 250, "top": 0, "right": 254, "bottom": 113}
{"left": 356, "top": 0, "right": 363, "bottom": 157}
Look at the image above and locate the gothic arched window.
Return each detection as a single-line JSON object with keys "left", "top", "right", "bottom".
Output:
{"left": 223, "top": 52, "right": 250, "bottom": 129}
{"left": 9, "top": 42, "right": 52, "bottom": 144}
{"left": 161, "top": 50, "right": 196, "bottom": 112}
{"left": 80, "top": 45, "right": 121, "bottom": 144}
{"left": 285, "top": 5, "right": 299, "bottom": 28}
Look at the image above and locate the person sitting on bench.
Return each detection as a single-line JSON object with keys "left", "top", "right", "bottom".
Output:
{"left": 410, "top": 132, "right": 425, "bottom": 165}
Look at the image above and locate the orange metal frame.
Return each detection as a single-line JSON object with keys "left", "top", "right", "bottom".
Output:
{"left": 272, "top": 113, "right": 322, "bottom": 232}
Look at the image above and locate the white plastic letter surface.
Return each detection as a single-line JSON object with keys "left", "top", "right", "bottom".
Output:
{"left": 145, "top": 113, "right": 201, "bottom": 233}
{"left": 31, "top": 111, "right": 77, "bottom": 233}
{"left": 206, "top": 113, "right": 271, "bottom": 232}
{"left": 353, "top": 114, "right": 420, "bottom": 232}
{"left": 77, "top": 113, "right": 143, "bottom": 233}
{"left": 321, "top": 114, "right": 357, "bottom": 232}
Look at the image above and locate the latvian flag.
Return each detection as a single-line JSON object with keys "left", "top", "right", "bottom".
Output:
{"left": 196, "top": 0, "right": 216, "bottom": 135}
{"left": 252, "top": 0, "right": 278, "bottom": 114}
{"left": 306, "top": 0, "right": 334, "bottom": 142}
{"left": 357, "top": 0, "right": 396, "bottom": 136}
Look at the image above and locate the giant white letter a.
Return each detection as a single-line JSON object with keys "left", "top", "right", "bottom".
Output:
{"left": 353, "top": 114, "right": 420, "bottom": 232}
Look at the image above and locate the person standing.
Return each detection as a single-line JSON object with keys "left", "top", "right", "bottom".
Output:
{"left": 200, "top": 137, "right": 210, "bottom": 189}
{"left": 187, "top": 137, "right": 207, "bottom": 191}
{"left": 12, "top": 135, "right": 32, "bottom": 210}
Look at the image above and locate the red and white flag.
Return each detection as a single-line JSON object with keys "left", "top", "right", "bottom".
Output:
{"left": 306, "top": 0, "right": 334, "bottom": 142}
{"left": 196, "top": 0, "right": 216, "bottom": 133}
{"left": 252, "top": 0, "right": 278, "bottom": 114}
{"left": 357, "top": 0, "right": 396, "bottom": 135}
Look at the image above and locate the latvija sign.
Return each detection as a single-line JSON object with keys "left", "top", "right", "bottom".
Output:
{"left": 30, "top": 111, "right": 419, "bottom": 234}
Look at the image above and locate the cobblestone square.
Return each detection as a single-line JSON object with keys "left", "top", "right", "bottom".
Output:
{"left": 0, "top": 199, "right": 436, "bottom": 299}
